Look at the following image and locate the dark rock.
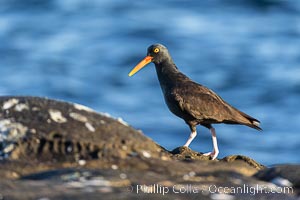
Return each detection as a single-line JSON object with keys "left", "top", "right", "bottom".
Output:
{"left": 0, "top": 96, "right": 168, "bottom": 163}
{"left": 254, "top": 165, "right": 300, "bottom": 194}
{"left": 221, "top": 155, "right": 265, "bottom": 170}
{"left": 0, "top": 96, "right": 298, "bottom": 200}
{"left": 170, "top": 146, "right": 211, "bottom": 161}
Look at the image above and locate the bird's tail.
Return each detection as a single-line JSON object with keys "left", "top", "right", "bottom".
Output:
{"left": 237, "top": 110, "right": 262, "bottom": 131}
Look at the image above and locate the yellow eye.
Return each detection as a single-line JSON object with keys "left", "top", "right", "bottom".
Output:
{"left": 153, "top": 48, "right": 160, "bottom": 53}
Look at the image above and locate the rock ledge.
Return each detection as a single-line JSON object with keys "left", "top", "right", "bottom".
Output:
{"left": 0, "top": 96, "right": 298, "bottom": 200}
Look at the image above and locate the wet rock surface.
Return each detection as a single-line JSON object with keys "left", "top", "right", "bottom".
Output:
{"left": 254, "top": 165, "right": 300, "bottom": 194}
{"left": 0, "top": 96, "right": 298, "bottom": 200}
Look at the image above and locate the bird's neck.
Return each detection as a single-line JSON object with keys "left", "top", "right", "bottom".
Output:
{"left": 154, "top": 59, "right": 182, "bottom": 88}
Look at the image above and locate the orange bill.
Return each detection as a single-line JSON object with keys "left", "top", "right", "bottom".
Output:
{"left": 128, "top": 56, "right": 153, "bottom": 77}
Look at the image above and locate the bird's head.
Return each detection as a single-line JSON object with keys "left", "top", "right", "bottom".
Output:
{"left": 128, "top": 44, "right": 170, "bottom": 76}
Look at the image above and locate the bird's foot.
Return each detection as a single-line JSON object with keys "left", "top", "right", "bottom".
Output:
{"left": 203, "top": 150, "right": 219, "bottom": 160}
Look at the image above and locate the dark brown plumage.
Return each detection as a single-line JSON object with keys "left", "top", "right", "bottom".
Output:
{"left": 129, "top": 43, "right": 261, "bottom": 160}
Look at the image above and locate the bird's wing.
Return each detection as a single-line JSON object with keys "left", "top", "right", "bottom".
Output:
{"left": 173, "top": 82, "right": 233, "bottom": 122}
{"left": 171, "top": 80, "right": 261, "bottom": 130}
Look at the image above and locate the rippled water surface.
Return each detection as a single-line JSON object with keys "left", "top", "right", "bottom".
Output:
{"left": 1, "top": 0, "right": 300, "bottom": 165}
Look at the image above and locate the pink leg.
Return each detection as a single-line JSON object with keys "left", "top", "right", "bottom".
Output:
{"left": 184, "top": 131, "right": 197, "bottom": 147}
{"left": 203, "top": 127, "right": 219, "bottom": 160}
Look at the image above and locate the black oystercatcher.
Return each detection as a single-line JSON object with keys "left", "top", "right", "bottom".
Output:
{"left": 128, "top": 44, "right": 261, "bottom": 160}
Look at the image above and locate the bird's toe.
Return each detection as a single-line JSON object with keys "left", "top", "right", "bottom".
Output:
{"left": 203, "top": 150, "right": 219, "bottom": 160}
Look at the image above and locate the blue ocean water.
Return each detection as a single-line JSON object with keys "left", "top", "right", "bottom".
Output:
{"left": 0, "top": 0, "right": 299, "bottom": 165}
